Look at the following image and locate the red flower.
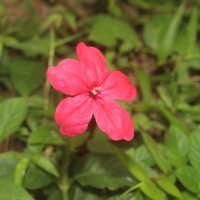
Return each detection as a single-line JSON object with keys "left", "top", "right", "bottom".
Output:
{"left": 47, "top": 42, "right": 137, "bottom": 141}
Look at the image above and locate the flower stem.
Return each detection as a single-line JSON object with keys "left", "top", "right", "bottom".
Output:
{"left": 44, "top": 28, "right": 55, "bottom": 110}
{"left": 117, "top": 182, "right": 143, "bottom": 200}
{"left": 60, "top": 142, "right": 71, "bottom": 200}
{"left": 61, "top": 174, "right": 69, "bottom": 200}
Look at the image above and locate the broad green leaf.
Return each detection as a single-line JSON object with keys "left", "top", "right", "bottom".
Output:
{"left": 144, "top": 13, "right": 173, "bottom": 53}
{"left": 14, "top": 157, "right": 30, "bottom": 186}
{"left": 28, "top": 125, "right": 64, "bottom": 145}
{"left": 131, "top": 145, "right": 158, "bottom": 178}
{"left": 23, "top": 163, "right": 53, "bottom": 189}
{"left": 31, "top": 154, "right": 59, "bottom": 177}
{"left": 69, "top": 183, "right": 106, "bottom": 200}
{"left": 141, "top": 131, "right": 171, "bottom": 173}
{"left": 156, "top": 176, "right": 182, "bottom": 199}
{"left": 182, "top": 192, "right": 197, "bottom": 200}
{"left": 176, "top": 166, "right": 200, "bottom": 193}
{"left": 75, "top": 174, "right": 134, "bottom": 191}
{"left": 111, "top": 144, "right": 149, "bottom": 181}
{"left": 48, "top": 189, "right": 62, "bottom": 200}
{"left": 189, "top": 131, "right": 200, "bottom": 168}
{"left": 133, "top": 145, "right": 155, "bottom": 167}
{"left": 133, "top": 113, "right": 164, "bottom": 132}
{"left": 143, "top": 2, "right": 185, "bottom": 63}
{"left": 166, "top": 126, "right": 189, "bottom": 167}
{"left": 4, "top": 36, "right": 50, "bottom": 56}
{"left": 0, "top": 152, "right": 21, "bottom": 179}
{"left": 89, "top": 15, "right": 141, "bottom": 50}
{"left": 10, "top": 57, "right": 45, "bottom": 96}
{"left": 73, "top": 154, "right": 135, "bottom": 190}
{"left": 0, "top": 98, "right": 28, "bottom": 141}
{"left": 0, "top": 178, "right": 34, "bottom": 200}
{"left": 87, "top": 132, "right": 113, "bottom": 154}
{"left": 140, "top": 179, "right": 166, "bottom": 200}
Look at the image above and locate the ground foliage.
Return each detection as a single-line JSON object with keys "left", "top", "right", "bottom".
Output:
{"left": 0, "top": 0, "right": 200, "bottom": 199}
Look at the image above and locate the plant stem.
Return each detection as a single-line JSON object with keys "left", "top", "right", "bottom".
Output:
{"left": 44, "top": 28, "right": 55, "bottom": 110}
{"left": 117, "top": 182, "right": 143, "bottom": 200}
{"left": 60, "top": 141, "right": 71, "bottom": 200}
{"left": 61, "top": 174, "right": 69, "bottom": 200}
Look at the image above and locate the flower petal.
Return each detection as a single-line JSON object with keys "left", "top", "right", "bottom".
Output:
{"left": 47, "top": 59, "right": 90, "bottom": 96}
{"left": 100, "top": 70, "right": 137, "bottom": 101}
{"left": 76, "top": 42, "right": 109, "bottom": 86}
{"left": 55, "top": 95, "right": 93, "bottom": 137}
{"left": 93, "top": 99, "right": 134, "bottom": 141}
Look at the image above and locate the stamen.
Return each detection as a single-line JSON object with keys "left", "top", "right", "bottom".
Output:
{"left": 89, "top": 87, "right": 101, "bottom": 98}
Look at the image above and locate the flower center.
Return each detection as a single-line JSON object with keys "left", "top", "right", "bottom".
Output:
{"left": 89, "top": 87, "right": 101, "bottom": 98}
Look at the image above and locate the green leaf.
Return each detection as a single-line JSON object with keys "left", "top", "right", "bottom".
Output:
{"left": 111, "top": 144, "right": 149, "bottom": 181}
{"left": 23, "top": 163, "right": 53, "bottom": 189}
{"left": 156, "top": 176, "right": 182, "bottom": 199}
{"left": 0, "top": 178, "right": 34, "bottom": 200}
{"left": 4, "top": 36, "right": 50, "bottom": 56}
{"left": 144, "top": 13, "right": 173, "bottom": 53}
{"left": 89, "top": 15, "right": 141, "bottom": 50}
{"left": 76, "top": 174, "right": 133, "bottom": 191}
{"left": 189, "top": 131, "right": 200, "bottom": 168}
{"left": 14, "top": 157, "right": 30, "bottom": 186}
{"left": 182, "top": 192, "right": 197, "bottom": 200}
{"left": 0, "top": 152, "right": 21, "bottom": 179}
{"left": 174, "top": 8, "right": 198, "bottom": 57}
{"left": 65, "top": 131, "right": 89, "bottom": 152}
{"left": 87, "top": 132, "right": 113, "bottom": 154}
{"left": 166, "top": 126, "right": 189, "bottom": 167}
{"left": 157, "top": 86, "right": 173, "bottom": 109}
{"left": 133, "top": 113, "right": 164, "bottom": 132}
{"left": 185, "top": 10, "right": 198, "bottom": 55}
{"left": 141, "top": 131, "right": 171, "bottom": 173}
{"left": 140, "top": 179, "right": 166, "bottom": 200}
{"left": 107, "top": 0, "right": 122, "bottom": 17}
{"left": 176, "top": 166, "right": 200, "bottom": 193}
{"left": 113, "top": 145, "right": 166, "bottom": 199}
{"left": 131, "top": 145, "right": 158, "bottom": 178}
{"left": 10, "top": 57, "right": 45, "bottom": 96}
{"left": 31, "top": 154, "right": 59, "bottom": 177}
{"left": 28, "top": 125, "right": 64, "bottom": 145}
{"left": 48, "top": 189, "right": 62, "bottom": 200}
{"left": 0, "top": 98, "right": 28, "bottom": 141}
{"left": 73, "top": 154, "right": 135, "bottom": 190}
{"left": 173, "top": 8, "right": 200, "bottom": 69}
{"left": 159, "top": 2, "right": 185, "bottom": 62}
{"left": 69, "top": 183, "right": 106, "bottom": 200}
{"left": 133, "top": 145, "right": 155, "bottom": 167}
{"left": 158, "top": 101, "right": 189, "bottom": 134}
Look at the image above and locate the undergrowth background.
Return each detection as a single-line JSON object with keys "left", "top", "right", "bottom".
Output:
{"left": 0, "top": 0, "right": 200, "bottom": 199}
